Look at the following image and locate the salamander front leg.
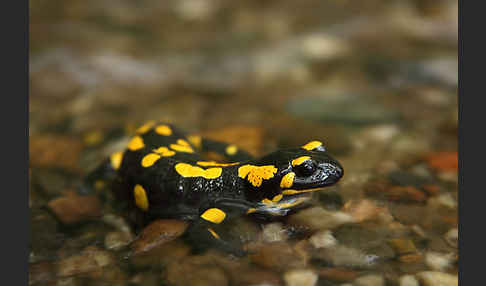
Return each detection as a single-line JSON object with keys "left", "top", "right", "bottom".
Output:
{"left": 184, "top": 201, "right": 256, "bottom": 256}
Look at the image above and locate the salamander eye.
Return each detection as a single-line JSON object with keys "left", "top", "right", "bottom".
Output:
{"left": 295, "top": 160, "right": 316, "bottom": 177}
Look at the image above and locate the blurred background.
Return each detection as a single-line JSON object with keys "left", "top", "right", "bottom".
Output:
{"left": 30, "top": 1, "right": 458, "bottom": 285}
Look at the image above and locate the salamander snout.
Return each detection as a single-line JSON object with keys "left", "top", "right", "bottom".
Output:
{"left": 317, "top": 161, "right": 343, "bottom": 186}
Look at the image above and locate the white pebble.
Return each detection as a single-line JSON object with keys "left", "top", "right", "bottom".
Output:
{"left": 416, "top": 271, "right": 458, "bottom": 286}
{"left": 425, "top": 251, "right": 455, "bottom": 271}
{"left": 399, "top": 275, "right": 419, "bottom": 286}
{"left": 444, "top": 228, "right": 458, "bottom": 248}
{"left": 354, "top": 274, "right": 385, "bottom": 286}
{"left": 283, "top": 269, "right": 318, "bottom": 286}
{"left": 262, "top": 223, "right": 287, "bottom": 242}
{"left": 309, "top": 230, "right": 337, "bottom": 249}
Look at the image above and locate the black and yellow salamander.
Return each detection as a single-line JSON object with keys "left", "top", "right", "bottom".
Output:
{"left": 81, "top": 122, "right": 343, "bottom": 254}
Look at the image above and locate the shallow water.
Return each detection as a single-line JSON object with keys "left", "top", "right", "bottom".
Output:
{"left": 30, "top": 1, "right": 458, "bottom": 285}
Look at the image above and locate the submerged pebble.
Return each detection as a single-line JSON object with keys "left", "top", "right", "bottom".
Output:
{"left": 283, "top": 269, "right": 318, "bottom": 286}
{"left": 288, "top": 207, "right": 355, "bottom": 231}
{"left": 262, "top": 222, "right": 288, "bottom": 242}
{"left": 399, "top": 275, "right": 419, "bottom": 286}
{"left": 354, "top": 274, "right": 385, "bottom": 286}
{"left": 416, "top": 271, "right": 458, "bottom": 286}
{"left": 424, "top": 251, "right": 455, "bottom": 271}
{"left": 130, "top": 219, "right": 188, "bottom": 256}
{"left": 444, "top": 228, "right": 458, "bottom": 248}
{"left": 56, "top": 247, "right": 114, "bottom": 278}
{"left": 249, "top": 241, "right": 308, "bottom": 271}
{"left": 313, "top": 244, "right": 379, "bottom": 268}
{"left": 309, "top": 230, "right": 337, "bottom": 249}
{"left": 104, "top": 231, "right": 133, "bottom": 250}
{"left": 47, "top": 192, "right": 102, "bottom": 225}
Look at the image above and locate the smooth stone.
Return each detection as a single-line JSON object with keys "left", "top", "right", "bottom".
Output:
{"left": 283, "top": 269, "right": 318, "bottom": 286}
{"left": 354, "top": 274, "right": 385, "bottom": 286}
{"left": 416, "top": 271, "right": 458, "bottom": 286}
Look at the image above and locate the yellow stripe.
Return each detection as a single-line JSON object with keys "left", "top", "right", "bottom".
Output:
{"left": 281, "top": 188, "right": 322, "bottom": 195}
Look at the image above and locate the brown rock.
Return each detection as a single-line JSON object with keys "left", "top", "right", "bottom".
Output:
{"left": 130, "top": 240, "right": 191, "bottom": 267}
{"left": 249, "top": 242, "right": 307, "bottom": 271}
{"left": 424, "top": 152, "right": 458, "bottom": 172}
{"left": 318, "top": 267, "right": 360, "bottom": 282}
{"left": 29, "top": 261, "right": 55, "bottom": 285}
{"left": 288, "top": 207, "right": 354, "bottom": 231}
{"left": 56, "top": 247, "right": 114, "bottom": 278}
{"left": 387, "top": 239, "right": 418, "bottom": 255}
{"left": 228, "top": 267, "right": 282, "bottom": 286}
{"left": 47, "top": 191, "right": 102, "bottom": 224}
{"left": 29, "top": 135, "right": 83, "bottom": 170}
{"left": 343, "top": 199, "right": 393, "bottom": 223}
{"left": 165, "top": 255, "right": 229, "bottom": 286}
{"left": 386, "top": 186, "right": 427, "bottom": 203}
{"left": 398, "top": 254, "right": 423, "bottom": 263}
{"left": 416, "top": 271, "right": 458, "bottom": 286}
{"left": 422, "top": 184, "right": 441, "bottom": 196}
{"left": 131, "top": 219, "right": 189, "bottom": 255}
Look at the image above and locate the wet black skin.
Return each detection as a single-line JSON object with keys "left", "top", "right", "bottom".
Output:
{"left": 116, "top": 146, "right": 343, "bottom": 221}
{"left": 82, "top": 123, "right": 344, "bottom": 254}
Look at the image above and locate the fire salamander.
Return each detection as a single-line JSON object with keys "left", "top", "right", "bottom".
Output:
{"left": 82, "top": 122, "right": 343, "bottom": 255}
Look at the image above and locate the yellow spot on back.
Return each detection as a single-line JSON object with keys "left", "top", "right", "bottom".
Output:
{"left": 247, "top": 208, "right": 257, "bottom": 214}
{"left": 136, "top": 121, "right": 155, "bottom": 134}
{"left": 207, "top": 228, "right": 221, "bottom": 239}
{"left": 292, "top": 156, "right": 311, "bottom": 166}
{"left": 175, "top": 163, "right": 222, "bottom": 179}
{"left": 302, "top": 140, "right": 323, "bottom": 151}
{"left": 238, "top": 165, "right": 278, "bottom": 187}
{"left": 200, "top": 208, "right": 226, "bottom": 224}
{"left": 187, "top": 135, "right": 202, "bottom": 149}
{"left": 153, "top": 146, "right": 175, "bottom": 157}
{"left": 170, "top": 143, "right": 194, "bottom": 153}
{"left": 134, "top": 184, "right": 149, "bottom": 211}
{"left": 110, "top": 151, "right": 124, "bottom": 170}
{"left": 280, "top": 172, "right": 295, "bottom": 188}
{"left": 197, "top": 161, "right": 240, "bottom": 167}
{"left": 226, "top": 145, "right": 238, "bottom": 155}
{"left": 155, "top": 125, "right": 172, "bottom": 136}
{"left": 128, "top": 136, "right": 145, "bottom": 151}
{"left": 141, "top": 153, "right": 161, "bottom": 167}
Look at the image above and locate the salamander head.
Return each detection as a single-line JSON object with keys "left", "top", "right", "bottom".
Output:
{"left": 238, "top": 141, "right": 343, "bottom": 211}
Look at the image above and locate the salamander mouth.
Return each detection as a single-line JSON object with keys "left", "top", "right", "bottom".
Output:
{"left": 251, "top": 189, "right": 318, "bottom": 216}
{"left": 281, "top": 187, "right": 323, "bottom": 196}
{"left": 291, "top": 164, "right": 344, "bottom": 190}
